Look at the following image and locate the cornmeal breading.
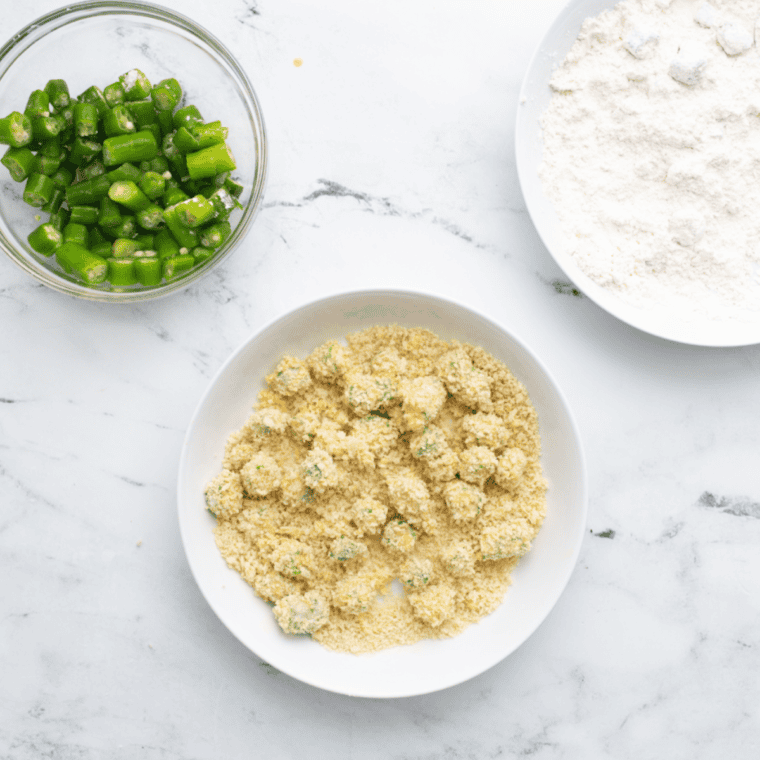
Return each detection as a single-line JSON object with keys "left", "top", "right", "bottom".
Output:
{"left": 205, "top": 325, "right": 547, "bottom": 653}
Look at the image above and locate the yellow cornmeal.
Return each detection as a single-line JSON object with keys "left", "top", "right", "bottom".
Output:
{"left": 205, "top": 325, "right": 547, "bottom": 653}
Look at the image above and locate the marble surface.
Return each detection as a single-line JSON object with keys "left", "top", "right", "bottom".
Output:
{"left": 1, "top": 0, "right": 759, "bottom": 757}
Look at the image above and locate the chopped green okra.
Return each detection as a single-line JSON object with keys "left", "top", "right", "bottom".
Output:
{"left": 74, "top": 101, "right": 99, "bottom": 137}
{"left": 23, "top": 173, "right": 55, "bottom": 207}
{"left": 155, "top": 228, "right": 180, "bottom": 259}
{"left": 139, "top": 170, "right": 165, "bottom": 200}
{"left": 163, "top": 253, "right": 194, "bottom": 280}
{"left": 199, "top": 221, "right": 231, "bottom": 249}
{"left": 4, "top": 69, "right": 245, "bottom": 289}
{"left": 77, "top": 86, "right": 109, "bottom": 118}
{"left": 134, "top": 257, "right": 162, "bottom": 286}
{"left": 111, "top": 238, "right": 140, "bottom": 258}
{"left": 24, "top": 90, "right": 50, "bottom": 119}
{"left": 44, "top": 79, "right": 70, "bottom": 110}
{"left": 102, "top": 130, "right": 158, "bottom": 166}
{"left": 186, "top": 142, "right": 236, "bottom": 180}
{"left": 107, "top": 257, "right": 137, "bottom": 286}
{"left": 69, "top": 205, "right": 99, "bottom": 226}
{"left": 63, "top": 222, "right": 89, "bottom": 247}
{"left": 1, "top": 146, "right": 36, "bottom": 181}
{"left": 108, "top": 180, "right": 150, "bottom": 212}
{"left": 103, "top": 82, "right": 126, "bottom": 108}
{"left": 119, "top": 69, "right": 152, "bottom": 101}
{"left": 136, "top": 203, "right": 165, "bottom": 230}
{"left": 174, "top": 195, "right": 215, "bottom": 228}
{"left": 27, "top": 222, "right": 63, "bottom": 255}
{"left": 70, "top": 137, "right": 101, "bottom": 165}
{"left": 55, "top": 241, "right": 108, "bottom": 284}
{"left": 40, "top": 185, "right": 65, "bottom": 214}
{"left": 0, "top": 112, "right": 33, "bottom": 148}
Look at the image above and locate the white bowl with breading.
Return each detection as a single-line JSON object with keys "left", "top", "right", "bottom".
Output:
{"left": 177, "top": 289, "right": 587, "bottom": 697}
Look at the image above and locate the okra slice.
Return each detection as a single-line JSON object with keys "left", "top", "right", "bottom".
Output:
{"left": 191, "top": 121, "right": 228, "bottom": 149}
{"left": 44, "top": 79, "right": 70, "bottom": 110}
{"left": 63, "top": 222, "right": 88, "bottom": 247}
{"left": 69, "top": 137, "right": 101, "bottom": 165}
{"left": 172, "top": 126, "right": 200, "bottom": 154}
{"left": 139, "top": 170, "right": 166, "bottom": 200}
{"left": 134, "top": 257, "right": 162, "bottom": 286}
{"left": 89, "top": 226, "right": 108, "bottom": 246}
{"left": 163, "top": 253, "right": 194, "bottom": 280}
{"left": 107, "top": 257, "right": 137, "bottom": 286}
{"left": 66, "top": 174, "right": 111, "bottom": 205}
{"left": 48, "top": 208, "right": 70, "bottom": 231}
{"left": 74, "top": 102, "right": 99, "bottom": 137}
{"left": 24, "top": 90, "right": 50, "bottom": 119}
{"left": 136, "top": 203, "right": 165, "bottom": 230}
{"left": 1, "top": 146, "right": 36, "bottom": 181}
{"left": 174, "top": 194, "right": 215, "bottom": 228}
{"left": 209, "top": 188, "right": 239, "bottom": 221}
{"left": 78, "top": 159, "right": 106, "bottom": 181}
{"left": 108, "top": 180, "right": 151, "bottom": 212}
{"left": 28, "top": 222, "right": 63, "bottom": 256}
{"left": 40, "top": 186, "right": 65, "bottom": 213}
{"left": 55, "top": 241, "right": 108, "bottom": 284}
{"left": 91, "top": 241, "right": 113, "bottom": 258}
{"left": 112, "top": 215, "right": 138, "bottom": 239}
{"left": 103, "top": 105, "right": 136, "bottom": 137}
{"left": 69, "top": 205, "right": 99, "bottom": 226}
{"left": 125, "top": 100, "right": 156, "bottom": 128}
{"left": 191, "top": 246, "right": 215, "bottom": 265}
{"left": 36, "top": 140, "right": 66, "bottom": 176}
{"left": 172, "top": 105, "right": 203, "bottom": 130}
{"left": 31, "top": 114, "right": 64, "bottom": 142}
{"left": 186, "top": 143, "right": 236, "bottom": 180}
{"left": 50, "top": 166, "right": 74, "bottom": 188}
{"left": 163, "top": 180, "right": 189, "bottom": 208}
{"left": 162, "top": 204, "right": 199, "bottom": 249}
{"left": 199, "top": 221, "right": 231, "bottom": 249}
{"left": 77, "top": 86, "right": 109, "bottom": 118}
{"left": 155, "top": 228, "right": 180, "bottom": 259}
{"left": 98, "top": 196, "right": 122, "bottom": 228}
{"left": 102, "top": 130, "right": 158, "bottom": 166}
{"left": 23, "top": 173, "right": 55, "bottom": 207}
{"left": 111, "top": 238, "right": 140, "bottom": 258}
{"left": 0, "top": 111, "right": 33, "bottom": 148}
{"left": 223, "top": 177, "right": 244, "bottom": 198}
{"left": 107, "top": 162, "right": 142, "bottom": 183}
{"left": 153, "top": 78, "right": 182, "bottom": 108}
{"left": 103, "top": 82, "right": 126, "bottom": 108}
{"left": 119, "top": 69, "right": 152, "bottom": 101}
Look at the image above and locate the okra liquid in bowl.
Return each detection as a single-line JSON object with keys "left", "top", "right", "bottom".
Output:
{"left": 0, "top": 1, "right": 267, "bottom": 301}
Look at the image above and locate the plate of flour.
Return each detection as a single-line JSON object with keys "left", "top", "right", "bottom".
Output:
{"left": 516, "top": 0, "right": 760, "bottom": 346}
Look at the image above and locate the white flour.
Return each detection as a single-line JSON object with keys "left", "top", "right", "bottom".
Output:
{"left": 539, "top": 0, "right": 760, "bottom": 321}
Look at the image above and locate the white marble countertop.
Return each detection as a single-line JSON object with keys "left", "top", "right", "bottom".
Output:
{"left": 2, "top": 0, "right": 759, "bottom": 757}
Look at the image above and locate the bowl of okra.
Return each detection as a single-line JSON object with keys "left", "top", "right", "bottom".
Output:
{"left": 0, "top": 1, "right": 267, "bottom": 301}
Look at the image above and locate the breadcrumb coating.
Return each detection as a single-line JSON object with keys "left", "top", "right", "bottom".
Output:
{"left": 206, "top": 326, "right": 547, "bottom": 653}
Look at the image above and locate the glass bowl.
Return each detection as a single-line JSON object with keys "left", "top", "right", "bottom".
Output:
{"left": 0, "top": 1, "right": 267, "bottom": 302}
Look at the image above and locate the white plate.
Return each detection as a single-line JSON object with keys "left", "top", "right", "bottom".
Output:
{"left": 177, "top": 290, "right": 587, "bottom": 697}
{"left": 515, "top": 0, "right": 760, "bottom": 347}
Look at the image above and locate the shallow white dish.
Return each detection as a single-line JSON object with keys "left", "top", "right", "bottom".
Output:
{"left": 177, "top": 290, "right": 587, "bottom": 697}
{"left": 515, "top": 0, "right": 760, "bottom": 347}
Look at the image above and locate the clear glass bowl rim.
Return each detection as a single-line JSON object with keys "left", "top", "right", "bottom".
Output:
{"left": 0, "top": 0, "right": 268, "bottom": 302}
